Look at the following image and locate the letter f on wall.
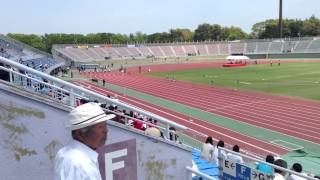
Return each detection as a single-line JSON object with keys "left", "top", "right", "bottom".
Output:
{"left": 105, "top": 149, "right": 128, "bottom": 180}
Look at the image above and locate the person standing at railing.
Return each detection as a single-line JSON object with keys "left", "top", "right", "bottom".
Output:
{"left": 201, "top": 136, "right": 214, "bottom": 161}
{"left": 288, "top": 163, "right": 307, "bottom": 180}
{"left": 227, "top": 145, "right": 244, "bottom": 164}
{"left": 54, "top": 103, "right": 115, "bottom": 180}
{"left": 212, "top": 140, "right": 227, "bottom": 164}
{"left": 273, "top": 159, "right": 288, "bottom": 180}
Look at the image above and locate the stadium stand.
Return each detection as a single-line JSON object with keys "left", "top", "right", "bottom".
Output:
{"left": 126, "top": 46, "right": 141, "bottom": 57}
{"left": 149, "top": 46, "right": 164, "bottom": 57}
{"left": 230, "top": 42, "right": 245, "bottom": 54}
{"left": 256, "top": 41, "right": 271, "bottom": 54}
{"left": 137, "top": 46, "right": 153, "bottom": 57}
{"left": 283, "top": 40, "right": 297, "bottom": 53}
{"left": 293, "top": 40, "right": 312, "bottom": 52}
{"left": 172, "top": 45, "right": 186, "bottom": 56}
{"left": 306, "top": 39, "right": 320, "bottom": 52}
{"left": 268, "top": 41, "right": 283, "bottom": 53}
{"left": 183, "top": 45, "right": 197, "bottom": 55}
{"left": 219, "top": 43, "right": 229, "bottom": 55}
{"left": 207, "top": 44, "right": 219, "bottom": 55}
{"left": 195, "top": 44, "right": 208, "bottom": 55}
{"left": 52, "top": 37, "right": 320, "bottom": 63}
{"left": 245, "top": 41, "right": 257, "bottom": 53}
{"left": 0, "top": 34, "right": 61, "bottom": 73}
{"left": 160, "top": 45, "right": 176, "bottom": 57}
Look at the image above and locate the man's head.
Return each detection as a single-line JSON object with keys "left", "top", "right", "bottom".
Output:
{"left": 266, "top": 155, "right": 275, "bottom": 164}
{"left": 232, "top": 145, "right": 240, "bottom": 153}
{"left": 205, "top": 136, "right": 213, "bottom": 145}
{"left": 291, "top": 163, "right": 302, "bottom": 173}
{"left": 274, "top": 159, "right": 288, "bottom": 175}
{"left": 69, "top": 103, "right": 115, "bottom": 149}
{"left": 217, "top": 140, "right": 224, "bottom": 148}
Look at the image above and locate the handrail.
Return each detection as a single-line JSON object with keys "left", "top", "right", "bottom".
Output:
{"left": 218, "top": 147, "right": 318, "bottom": 180}
{"left": 185, "top": 166, "right": 216, "bottom": 180}
{"left": 0, "top": 56, "right": 187, "bottom": 133}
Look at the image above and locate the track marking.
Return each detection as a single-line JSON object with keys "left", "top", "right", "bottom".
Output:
{"left": 75, "top": 81, "right": 286, "bottom": 156}
{"left": 270, "top": 140, "right": 304, "bottom": 151}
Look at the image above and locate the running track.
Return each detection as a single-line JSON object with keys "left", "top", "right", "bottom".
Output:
{"left": 74, "top": 81, "right": 288, "bottom": 157}
{"left": 83, "top": 61, "right": 320, "bottom": 145}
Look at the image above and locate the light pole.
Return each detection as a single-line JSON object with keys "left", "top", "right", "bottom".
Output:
{"left": 278, "top": 0, "right": 283, "bottom": 39}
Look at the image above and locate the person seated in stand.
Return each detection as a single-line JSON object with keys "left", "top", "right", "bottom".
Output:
{"left": 133, "top": 114, "right": 146, "bottom": 131}
{"left": 274, "top": 159, "right": 288, "bottom": 180}
{"left": 288, "top": 163, "right": 307, "bottom": 180}
{"left": 227, "top": 145, "right": 244, "bottom": 164}
{"left": 200, "top": 136, "right": 215, "bottom": 161}
{"left": 256, "top": 154, "right": 274, "bottom": 174}
{"left": 212, "top": 140, "right": 227, "bottom": 164}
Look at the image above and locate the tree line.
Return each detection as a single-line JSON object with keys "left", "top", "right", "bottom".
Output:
{"left": 7, "top": 16, "right": 320, "bottom": 53}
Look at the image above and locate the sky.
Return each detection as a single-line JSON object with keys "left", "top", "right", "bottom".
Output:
{"left": 0, "top": 0, "right": 319, "bottom": 35}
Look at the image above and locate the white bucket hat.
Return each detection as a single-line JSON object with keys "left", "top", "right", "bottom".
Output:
{"left": 69, "top": 102, "right": 115, "bottom": 130}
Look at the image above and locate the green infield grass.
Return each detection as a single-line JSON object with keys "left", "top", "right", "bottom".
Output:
{"left": 147, "top": 62, "right": 320, "bottom": 100}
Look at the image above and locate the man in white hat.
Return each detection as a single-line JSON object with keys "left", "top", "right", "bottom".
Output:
{"left": 54, "top": 102, "right": 115, "bottom": 180}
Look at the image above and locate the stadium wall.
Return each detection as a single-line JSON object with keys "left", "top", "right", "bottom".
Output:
{"left": 0, "top": 82, "right": 192, "bottom": 180}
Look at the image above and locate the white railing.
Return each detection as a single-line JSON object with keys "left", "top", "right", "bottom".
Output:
{"left": 0, "top": 56, "right": 187, "bottom": 140}
{"left": 218, "top": 147, "right": 318, "bottom": 180}
{"left": 186, "top": 166, "right": 216, "bottom": 180}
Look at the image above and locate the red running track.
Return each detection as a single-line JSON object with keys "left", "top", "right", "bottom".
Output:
{"left": 74, "top": 81, "right": 288, "bottom": 156}
{"left": 83, "top": 61, "right": 320, "bottom": 144}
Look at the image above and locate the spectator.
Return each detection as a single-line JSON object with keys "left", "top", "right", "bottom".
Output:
{"left": 131, "top": 113, "right": 146, "bottom": 130}
{"left": 227, "top": 145, "right": 244, "bottom": 164}
{"left": 201, "top": 136, "right": 215, "bottom": 161}
{"left": 79, "top": 98, "right": 89, "bottom": 105}
{"left": 169, "top": 126, "right": 179, "bottom": 142}
{"left": 288, "top": 163, "right": 307, "bottom": 180}
{"left": 274, "top": 159, "right": 288, "bottom": 180}
{"left": 256, "top": 154, "right": 274, "bottom": 174}
{"left": 0, "top": 63, "right": 10, "bottom": 81}
{"left": 54, "top": 103, "right": 115, "bottom": 180}
{"left": 212, "top": 140, "right": 227, "bottom": 164}
{"left": 145, "top": 127, "right": 161, "bottom": 137}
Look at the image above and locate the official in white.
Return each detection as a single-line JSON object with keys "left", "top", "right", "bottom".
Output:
{"left": 54, "top": 102, "right": 115, "bottom": 180}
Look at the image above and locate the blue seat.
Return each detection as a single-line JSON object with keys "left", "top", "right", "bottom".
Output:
{"left": 198, "top": 163, "right": 216, "bottom": 170}
{"left": 200, "top": 168, "right": 220, "bottom": 176}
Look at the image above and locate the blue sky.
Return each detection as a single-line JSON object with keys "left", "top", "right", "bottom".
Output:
{"left": 1, "top": 0, "right": 319, "bottom": 35}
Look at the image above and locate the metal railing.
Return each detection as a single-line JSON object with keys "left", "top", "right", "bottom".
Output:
{"left": 186, "top": 166, "right": 216, "bottom": 180}
{"left": 218, "top": 147, "right": 318, "bottom": 180}
{"left": 0, "top": 56, "right": 187, "bottom": 140}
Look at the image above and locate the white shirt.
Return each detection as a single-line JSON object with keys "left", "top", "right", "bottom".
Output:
{"left": 227, "top": 153, "right": 244, "bottom": 164}
{"left": 274, "top": 173, "right": 286, "bottom": 180}
{"left": 54, "top": 139, "right": 102, "bottom": 180}
{"left": 288, "top": 173, "right": 308, "bottom": 180}
{"left": 201, "top": 143, "right": 214, "bottom": 161}
{"left": 212, "top": 148, "right": 227, "bottom": 164}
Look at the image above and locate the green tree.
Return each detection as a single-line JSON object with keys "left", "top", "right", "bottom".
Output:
{"left": 301, "top": 15, "right": 320, "bottom": 36}
{"left": 194, "top": 23, "right": 213, "bottom": 41}
{"left": 226, "top": 26, "right": 248, "bottom": 40}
